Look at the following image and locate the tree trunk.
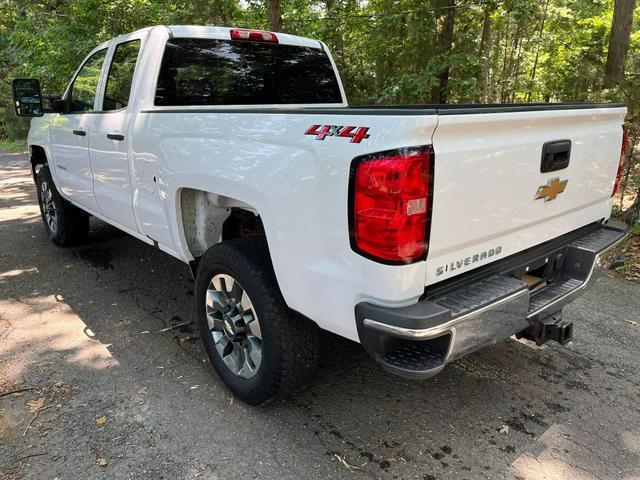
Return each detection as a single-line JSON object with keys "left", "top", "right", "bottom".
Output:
{"left": 501, "top": 20, "right": 522, "bottom": 102}
{"left": 267, "top": 0, "right": 283, "bottom": 32}
{"left": 186, "top": 0, "right": 227, "bottom": 25}
{"left": 487, "top": 28, "right": 501, "bottom": 103}
{"left": 620, "top": 134, "right": 639, "bottom": 223}
{"left": 621, "top": 195, "right": 640, "bottom": 224}
{"left": 323, "top": 0, "right": 347, "bottom": 90}
{"left": 476, "top": 5, "right": 493, "bottom": 102}
{"left": 430, "top": 0, "right": 455, "bottom": 104}
{"left": 498, "top": 13, "right": 511, "bottom": 102}
{"left": 619, "top": 132, "right": 638, "bottom": 210}
{"left": 511, "top": 34, "right": 525, "bottom": 102}
{"left": 604, "top": 0, "right": 637, "bottom": 88}
{"left": 212, "top": 0, "right": 228, "bottom": 26}
{"left": 526, "top": 0, "right": 550, "bottom": 101}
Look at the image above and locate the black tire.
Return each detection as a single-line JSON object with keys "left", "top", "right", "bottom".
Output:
{"left": 35, "top": 166, "right": 89, "bottom": 246}
{"left": 195, "top": 236, "right": 319, "bottom": 405}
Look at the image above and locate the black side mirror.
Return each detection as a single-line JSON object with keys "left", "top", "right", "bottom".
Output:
{"left": 12, "top": 78, "right": 44, "bottom": 117}
{"left": 43, "top": 95, "right": 66, "bottom": 114}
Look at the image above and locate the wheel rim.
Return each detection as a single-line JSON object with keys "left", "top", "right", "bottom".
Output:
{"left": 205, "top": 273, "right": 262, "bottom": 379}
{"left": 40, "top": 180, "right": 58, "bottom": 234}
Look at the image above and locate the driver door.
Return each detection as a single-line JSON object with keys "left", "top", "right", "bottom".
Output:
{"left": 50, "top": 48, "right": 108, "bottom": 213}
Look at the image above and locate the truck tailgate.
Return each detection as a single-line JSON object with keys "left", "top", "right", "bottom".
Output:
{"left": 426, "top": 106, "right": 626, "bottom": 285}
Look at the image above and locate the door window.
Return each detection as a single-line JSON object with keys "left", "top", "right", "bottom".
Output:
{"left": 69, "top": 49, "right": 107, "bottom": 113}
{"left": 103, "top": 40, "right": 141, "bottom": 111}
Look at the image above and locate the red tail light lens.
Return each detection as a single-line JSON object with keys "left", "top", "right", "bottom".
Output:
{"left": 612, "top": 126, "right": 629, "bottom": 197}
{"left": 230, "top": 29, "right": 279, "bottom": 43}
{"left": 350, "top": 147, "right": 431, "bottom": 264}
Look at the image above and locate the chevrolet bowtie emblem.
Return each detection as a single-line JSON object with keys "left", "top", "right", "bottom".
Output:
{"left": 535, "top": 177, "right": 568, "bottom": 202}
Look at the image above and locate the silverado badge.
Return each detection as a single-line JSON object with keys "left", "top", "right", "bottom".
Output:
{"left": 535, "top": 177, "right": 568, "bottom": 202}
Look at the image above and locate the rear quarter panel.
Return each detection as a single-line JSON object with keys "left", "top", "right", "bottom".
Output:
{"left": 130, "top": 112, "right": 438, "bottom": 341}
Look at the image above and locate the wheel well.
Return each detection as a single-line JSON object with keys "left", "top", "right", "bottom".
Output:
{"left": 222, "top": 209, "right": 265, "bottom": 241}
{"left": 179, "top": 188, "right": 265, "bottom": 260}
{"left": 29, "top": 145, "right": 47, "bottom": 178}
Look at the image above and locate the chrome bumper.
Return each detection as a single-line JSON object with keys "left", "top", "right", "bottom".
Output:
{"left": 355, "top": 221, "right": 628, "bottom": 379}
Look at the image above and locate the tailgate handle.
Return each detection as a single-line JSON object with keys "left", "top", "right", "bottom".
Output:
{"left": 541, "top": 140, "right": 571, "bottom": 173}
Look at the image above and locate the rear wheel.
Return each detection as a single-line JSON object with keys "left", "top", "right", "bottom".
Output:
{"left": 206, "top": 272, "right": 264, "bottom": 379}
{"left": 195, "top": 236, "right": 319, "bottom": 405}
{"left": 35, "top": 166, "right": 89, "bottom": 246}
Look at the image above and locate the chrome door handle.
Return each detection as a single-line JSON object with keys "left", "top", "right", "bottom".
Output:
{"left": 72, "top": 129, "right": 86, "bottom": 136}
{"left": 107, "top": 133, "right": 125, "bottom": 141}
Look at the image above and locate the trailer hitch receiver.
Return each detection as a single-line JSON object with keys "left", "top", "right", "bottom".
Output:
{"left": 517, "top": 313, "right": 573, "bottom": 346}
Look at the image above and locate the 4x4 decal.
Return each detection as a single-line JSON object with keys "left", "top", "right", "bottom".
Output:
{"left": 305, "top": 125, "right": 370, "bottom": 144}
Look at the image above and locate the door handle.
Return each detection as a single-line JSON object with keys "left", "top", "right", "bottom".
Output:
{"left": 541, "top": 140, "right": 571, "bottom": 172}
{"left": 107, "top": 133, "right": 125, "bottom": 141}
{"left": 72, "top": 129, "right": 86, "bottom": 136}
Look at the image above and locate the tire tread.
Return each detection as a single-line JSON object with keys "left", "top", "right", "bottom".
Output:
{"left": 195, "top": 236, "right": 318, "bottom": 405}
{"left": 36, "top": 166, "right": 89, "bottom": 246}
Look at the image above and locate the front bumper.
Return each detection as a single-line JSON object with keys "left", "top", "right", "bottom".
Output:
{"left": 355, "top": 221, "right": 628, "bottom": 379}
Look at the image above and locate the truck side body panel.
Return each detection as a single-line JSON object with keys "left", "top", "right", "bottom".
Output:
{"left": 131, "top": 111, "right": 439, "bottom": 341}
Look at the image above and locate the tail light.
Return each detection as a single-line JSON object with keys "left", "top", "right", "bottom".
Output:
{"left": 230, "top": 29, "right": 279, "bottom": 43}
{"left": 612, "top": 126, "right": 629, "bottom": 197}
{"left": 349, "top": 146, "right": 432, "bottom": 264}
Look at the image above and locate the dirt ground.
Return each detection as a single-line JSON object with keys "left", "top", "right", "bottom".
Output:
{"left": 610, "top": 231, "right": 640, "bottom": 283}
{"left": 1, "top": 152, "right": 640, "bottom": 480}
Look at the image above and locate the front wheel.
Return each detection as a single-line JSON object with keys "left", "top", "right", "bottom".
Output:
{"left": 35, "top": 166, "right": 89, "bottom": 246}
{"left": 194, "top": 237, "right": 319, "bottom": 405}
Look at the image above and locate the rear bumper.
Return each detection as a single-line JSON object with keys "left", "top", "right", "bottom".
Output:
{"left": 355, "top": 220, "right": 628, "bottom": 379}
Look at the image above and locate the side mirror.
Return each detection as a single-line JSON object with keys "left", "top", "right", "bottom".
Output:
{"left": 43, "top": 95, "right": 66, "bottom": 114}
{"left": 12, "top": 78, "right": 44, "bottom": 117}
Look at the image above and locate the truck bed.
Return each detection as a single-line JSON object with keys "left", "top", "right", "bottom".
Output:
{"left": 142, "top": 102, "right": 625, "bottom": 116}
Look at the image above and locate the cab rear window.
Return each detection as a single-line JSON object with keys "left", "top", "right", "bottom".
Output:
{"left": 155, "top": 38, "right": 342, "bottom": 106}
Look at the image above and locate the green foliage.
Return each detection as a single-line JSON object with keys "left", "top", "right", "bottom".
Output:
{"left": 1, "top": 1, "right": 638, "bottom": 110}
{"left": 0, "top": 138, "right": 27, "bottom": 153}
{"left": 0, "top": 1, "right": 638, "bottom": 196}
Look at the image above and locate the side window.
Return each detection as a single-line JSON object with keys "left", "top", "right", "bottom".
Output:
{"left": 69, "top": 49, "right": 107, "bottom": 113}
{"left": 103, "top": 40, "right": 141, "bottom": 111}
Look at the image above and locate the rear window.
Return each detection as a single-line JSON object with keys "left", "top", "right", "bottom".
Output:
{"left": 155, "top": 38, "right": 342, "bottom": 106}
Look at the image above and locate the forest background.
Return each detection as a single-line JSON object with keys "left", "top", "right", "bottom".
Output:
{"left": 0, "top": 0, "right": 638, "bottom": 231}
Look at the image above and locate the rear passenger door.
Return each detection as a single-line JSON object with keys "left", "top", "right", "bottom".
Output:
{"left": 88, "top": 36, "right": 142, "bottom": 233}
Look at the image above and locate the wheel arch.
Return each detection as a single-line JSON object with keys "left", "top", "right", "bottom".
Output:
{"left": 177, "top": 188, "right": 267, "bottom": 267}
{"left": 29, "top": 144, "right": 48, "bottom": 179}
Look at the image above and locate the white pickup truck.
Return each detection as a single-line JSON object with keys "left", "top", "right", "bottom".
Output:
{"left": 13, "top": 25, "right": 629, "bottom": 405}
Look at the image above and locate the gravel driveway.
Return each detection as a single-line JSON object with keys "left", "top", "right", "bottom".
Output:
{"left": 1, "top": 152, "right": 639, "bottom": 480}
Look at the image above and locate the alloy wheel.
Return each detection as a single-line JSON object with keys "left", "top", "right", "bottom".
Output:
{"left": 40, "top": 180, "right": 58, "bottom": 235}
{"left": 205, "top": 273, "right": 263, "bottom": 379}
